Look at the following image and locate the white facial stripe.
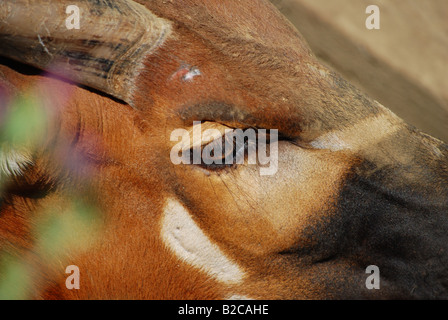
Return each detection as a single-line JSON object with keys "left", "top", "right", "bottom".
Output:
{"left": 310, "top": 112, "right": 403, "bottom": 151}
{"left": 161, "top": 198, "right": 245, "bottom": 284}
{"left": 0, "top": 146, "right": 32, "bottom": 178}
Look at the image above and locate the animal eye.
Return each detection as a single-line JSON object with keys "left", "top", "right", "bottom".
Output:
{"left": 191, "top": 130, "right": 274, "bottom": 171}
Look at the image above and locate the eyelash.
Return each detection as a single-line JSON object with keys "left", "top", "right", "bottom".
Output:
{"left": 190, "top": 131, "right": 271, "bottom": 171}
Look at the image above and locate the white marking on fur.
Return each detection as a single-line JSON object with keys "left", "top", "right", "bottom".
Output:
{"left": 226, "top": 294, "right": 254, "bottom": 300}
{"left": 161, "top": 198, "right": 245, "bottom": 284}
{"left": 0, "top": 147, "right": 32, "bottom": 178}
{"left": 169, "top": 65, "right": 201, "bottom": 83}
{"left": 310, "top": 112, "right": 402, "bottom": 151}
{"left": 307, "top": 62, "right": 329, "bottom": 78}
{"left": 420, "top": 132, "right": 445, "bottom": 158}
{"left": 183, "top": 67, "right": 201, "bottom": 82}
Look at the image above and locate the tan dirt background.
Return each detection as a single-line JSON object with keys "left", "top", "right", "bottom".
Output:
{"left": 270, "top": 0, "right": 448, "bottom": 142}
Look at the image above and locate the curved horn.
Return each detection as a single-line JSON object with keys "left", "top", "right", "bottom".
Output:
{"left": 0, "top": 0, "right": 171, "bottom": 105}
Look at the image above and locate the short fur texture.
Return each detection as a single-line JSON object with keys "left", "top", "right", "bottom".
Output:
{"left": 0, "top": 0, "right": 447, "bottom": 299}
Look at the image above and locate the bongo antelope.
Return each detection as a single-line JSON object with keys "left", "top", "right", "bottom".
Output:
{"left": 0, "top": 0, "right": 447, "bottom": 299}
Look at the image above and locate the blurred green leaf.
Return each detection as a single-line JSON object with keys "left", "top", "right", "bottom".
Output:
{"left": 0, "top": 256, "right": 31, "bottom": 300}
{"left": 1, "top": 95, "right": 47, "bottom": 147}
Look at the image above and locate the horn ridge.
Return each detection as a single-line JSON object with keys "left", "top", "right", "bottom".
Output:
{"left": 0, "top": 0, "right": 172, "bottom": 104}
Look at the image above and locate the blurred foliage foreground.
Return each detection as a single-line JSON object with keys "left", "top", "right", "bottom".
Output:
{"left": 0, "top": 81, "right": 102, "bottom": 299}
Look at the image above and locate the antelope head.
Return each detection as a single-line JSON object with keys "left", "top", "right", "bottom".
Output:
{"left": 0, "top": 0, "right": 447, "bottom": 299}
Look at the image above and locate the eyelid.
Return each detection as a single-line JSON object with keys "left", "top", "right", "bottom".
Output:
{"left": 180, "top": 122, "right": 233, "bottom": 152}
{"left": 179, "top": 121, "right": 280, "bottom": 154}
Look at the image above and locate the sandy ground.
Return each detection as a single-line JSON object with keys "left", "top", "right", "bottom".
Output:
{"left": 271, "top": 0, "right": 448, "bottom": 142}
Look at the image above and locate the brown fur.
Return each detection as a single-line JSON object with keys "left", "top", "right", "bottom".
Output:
{"left": 0, "top": 0, "right": 447, "bottom": 299}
